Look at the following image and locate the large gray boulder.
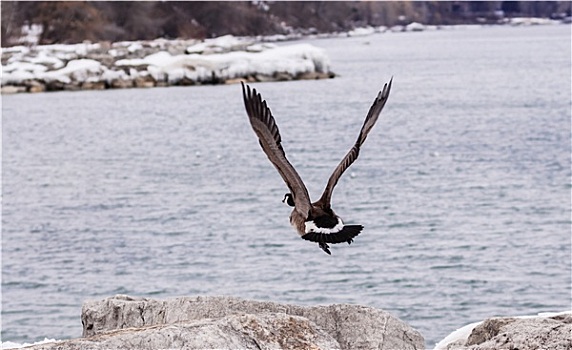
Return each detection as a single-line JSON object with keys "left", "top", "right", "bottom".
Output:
{"left": 24, "top": 313, "right": 339, "bottom": 350}
{"left": 435, "top": 312, "right": 572, "bottom": 350}
{"left": 79, "top": 295, "right": 424, "bottom": 350}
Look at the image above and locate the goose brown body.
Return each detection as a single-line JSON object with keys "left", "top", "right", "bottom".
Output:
{"left": 242, "top": 79, "right": 392, "bottom": 254}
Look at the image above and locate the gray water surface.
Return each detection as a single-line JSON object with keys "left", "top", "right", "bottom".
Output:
{"left": 2, "top": 25, "right": 570, "bottom": 347}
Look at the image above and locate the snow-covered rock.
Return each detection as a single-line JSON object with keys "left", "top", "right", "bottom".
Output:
{"left": 390, "top": 25, "right": 406, "bottom": 32}
{"left": 347, "top": 26, "right": 376, "bottom": 37}
{"left": 23, "top": 51, "right": 65, "bottom": 69}
{"left": 40, "top": 59, "right": 103, "bottom": 84}
{"left": 405, "top": 22, "right": 426, "bottom": 32}
{"left": 434, "top": 311, "right": 572, "bottom": 350}
{"left": 509, "top": 17, "right": 562, "bottom": 26}
{"left": 116, "top": 43, "right": 330, "bottom": 81}
{"left": 1, "top": 35, "right": 334, "bottom": 92}
{"left": 186, "top": 34, "right": 252, "bottom": 54}
{"left": 2, "top": 62, "right": 45, "bottom": 85}
{"left": 3, "top": 61, "right": 47, "bottom": 74}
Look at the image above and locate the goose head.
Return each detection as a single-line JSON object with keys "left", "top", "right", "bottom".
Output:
{"left": 282, "top": 193, "right": 295, "bottom": 207}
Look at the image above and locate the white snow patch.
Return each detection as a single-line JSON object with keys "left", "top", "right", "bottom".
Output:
{"left": 40, "top": 59, "right": 103, "bottom": 83}
{"left": 127, "top": 42, "right": 143, "bottom": 53}
{"left": 38, "top": 42, "right": 101, "bottom": 61}
{"left": 2, "top": 62, "right": 47, "bottom": 84}
{"left": 509, "top": 17, "right": 561, "bottom": 26}
{"left": 25, "top": 52, "right": 65, "bottom": 69}
{"left": 108, "top": 48, "right": 121, "bottom": 57}
{"left": 246, "top": 43, "right": 277, "bottom": 52}
{"left": 259, "top": 33, "right": 294, "bottom": 42}
{"left": 2, "top": 338, "right": 59, "bottom": 349}
{"left": 390, "top": 25, "right": 405, "bottom": 32}
{"left": 2, "top": 45, "right": 31, "bottom": 54}
{"left": 117, "top": 43, "right": 329, "bottom": 83}
{"left": 2, "top": 70, "right": 35, "bottom": 85}
{"left": 405, "top": 22, "right": 426, "bottom": 32}
{"left": 433, "top": 320, "right": 482, "bottom": 350}
{"left": 348, "top": 26, "right": 376, "bottom": 37}
{"left": 101, "top": 68, "right": 128, "bottom": 83}
{"left": 186, "top": 34, "right": 252, "bottom": 54}
{"left": 3, "top": 62, "right": 47, "bottom": 74}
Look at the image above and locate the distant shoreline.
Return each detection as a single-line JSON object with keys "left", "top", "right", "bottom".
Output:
{"left": 2, "top": 19, "right": 568, "bottom": 94}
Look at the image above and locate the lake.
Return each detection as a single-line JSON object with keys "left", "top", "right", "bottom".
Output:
{"left": 2, "top": 24, "right": 570, "bottom": 347}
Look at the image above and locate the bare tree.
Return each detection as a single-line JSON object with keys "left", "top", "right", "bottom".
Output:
{"left": 1, "top": 1, "right": 569, "bottom": 47}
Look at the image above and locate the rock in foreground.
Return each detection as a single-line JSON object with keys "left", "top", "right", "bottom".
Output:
{"left": 26, "top": 313, "right": 338, "bottom": 350}
{"left": 81, "top": 295, "right": 424, "bottom": 350}
{"left": 435, "top": 311, "right": 572, "bottom": 350}
{"left": 24, "top": 295, "right": 424, "bottom": 350}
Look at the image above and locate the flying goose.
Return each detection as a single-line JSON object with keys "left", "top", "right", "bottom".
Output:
{"left": 241, "top": 79, "right": 392, "bottom": 254}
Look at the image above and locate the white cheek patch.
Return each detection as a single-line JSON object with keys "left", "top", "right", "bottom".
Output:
{"left": 305, "top": 218, "right": 344, "bottom": 234}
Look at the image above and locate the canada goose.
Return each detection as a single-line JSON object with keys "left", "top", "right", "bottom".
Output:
{"left": 241, "top": 79, "right": 392, "bottom": 254}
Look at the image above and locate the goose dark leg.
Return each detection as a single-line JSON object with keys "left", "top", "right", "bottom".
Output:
{"left": 319, "top": 242, "right": 331, "bottom": 255}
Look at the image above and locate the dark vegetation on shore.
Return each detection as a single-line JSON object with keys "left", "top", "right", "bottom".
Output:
{"left": 2, "top": 1, "right": 570, "bottom": 47}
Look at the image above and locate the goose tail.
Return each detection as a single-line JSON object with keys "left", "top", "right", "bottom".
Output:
{"left": 302, "top": 225, "right": 363, "bottom": 246}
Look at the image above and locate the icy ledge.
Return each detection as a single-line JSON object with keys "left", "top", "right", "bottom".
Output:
{"left": 1, "top": 35, "right": 334, "bottom": 94}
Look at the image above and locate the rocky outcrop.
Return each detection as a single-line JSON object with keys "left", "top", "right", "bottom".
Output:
{"left": 20, "top": 295, "right": 424, "bottom": 350}
{"left": 435, "top": 312, "right": 572, "bottom": 350}
{"left": 80, "top": 295, "right": 424, "bottom": 350}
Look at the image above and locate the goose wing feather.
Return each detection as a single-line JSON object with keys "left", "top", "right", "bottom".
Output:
{"left": 317, "top": 78, "right": 393, "bottom": 207}
{"left": 242, "top": 82, "right": 312, "bottom": 217}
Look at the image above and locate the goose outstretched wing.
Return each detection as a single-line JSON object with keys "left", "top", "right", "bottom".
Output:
{"left": 317, "top": 78, "right": 393, "bottom": 207}
{"left": 242, "top": 82, "right": 312, "bottom": 218}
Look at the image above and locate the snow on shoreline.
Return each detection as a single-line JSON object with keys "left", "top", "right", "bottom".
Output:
{"left": 1, "top": 34, "right": 334, "bottom": 93}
